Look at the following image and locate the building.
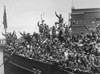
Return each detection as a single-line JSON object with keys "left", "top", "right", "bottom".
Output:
{"left": 71, "top": 8, "right": 100, "bottom": 34}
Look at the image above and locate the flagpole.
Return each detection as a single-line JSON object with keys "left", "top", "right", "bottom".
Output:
{"left": 3, "top": 5, "right": 7, "bottom": 41}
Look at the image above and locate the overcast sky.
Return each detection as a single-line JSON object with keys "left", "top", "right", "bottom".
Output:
{"left": 0, "top": 0, "right": 100, "bottom": 39}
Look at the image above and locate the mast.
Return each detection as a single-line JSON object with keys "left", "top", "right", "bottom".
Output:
{"left": 71, "top": 0, "right": 75, "bottom": 9}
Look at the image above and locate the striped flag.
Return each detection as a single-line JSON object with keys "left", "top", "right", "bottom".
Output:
{"left": 3, "top": 5, "right": 7, "bottom": 29}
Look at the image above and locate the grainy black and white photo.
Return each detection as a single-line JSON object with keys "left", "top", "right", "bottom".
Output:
{"left": 0, "top": 0, "right": 100, "bottom": 74}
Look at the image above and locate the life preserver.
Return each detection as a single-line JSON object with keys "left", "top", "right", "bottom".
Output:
{"left": 3, "top": 54, "right": 10, "bottom": 62}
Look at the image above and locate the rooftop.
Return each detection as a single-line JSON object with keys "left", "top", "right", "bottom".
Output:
{"left": 71, "top": 8, "right": 100, "bottom": 14}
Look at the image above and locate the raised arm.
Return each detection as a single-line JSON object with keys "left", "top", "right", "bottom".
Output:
{"left": 55, "top": 12, "right": 59, "bottom": 18}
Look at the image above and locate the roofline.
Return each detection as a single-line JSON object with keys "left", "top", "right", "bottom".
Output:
{"left": 71, "top": 8, "right": 100, "bottom": 14}
{"left": 72, "top": 8, "right": 100, "bottom": 10}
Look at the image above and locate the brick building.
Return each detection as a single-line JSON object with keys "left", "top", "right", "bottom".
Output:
{"left": 71, "top": 8, "right": 100, "bottom": 34}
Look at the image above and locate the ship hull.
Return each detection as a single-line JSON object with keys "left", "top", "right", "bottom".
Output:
{"left": 3, "top": 51, "right": 72, "bottom": 74}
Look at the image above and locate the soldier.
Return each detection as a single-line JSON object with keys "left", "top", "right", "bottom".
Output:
{"left": 55, "top": 12, "right": 64, "bottom": 27}
{"left": 37, "top": 20, "right": 44, "bottom": 34}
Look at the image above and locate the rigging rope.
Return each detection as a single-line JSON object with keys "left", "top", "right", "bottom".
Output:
{"left": 0, "top": 62, "right": 4, "bottom": 67}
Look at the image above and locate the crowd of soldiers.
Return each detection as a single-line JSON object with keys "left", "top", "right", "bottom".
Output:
{"left": 4, "top": 12, "right": 100, "bottom": 74}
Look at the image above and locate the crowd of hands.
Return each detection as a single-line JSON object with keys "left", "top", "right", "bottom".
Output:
{"left": 3, "top": 19, "right": 100, "bottom": 74}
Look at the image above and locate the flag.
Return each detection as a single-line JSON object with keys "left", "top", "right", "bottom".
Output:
{"left": 3, "top": 5, "right": 7, "bottom": 29}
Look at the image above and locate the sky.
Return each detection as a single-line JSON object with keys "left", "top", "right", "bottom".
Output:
{"left": 0, "top": 0, "right": 100, "bottom": 39}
